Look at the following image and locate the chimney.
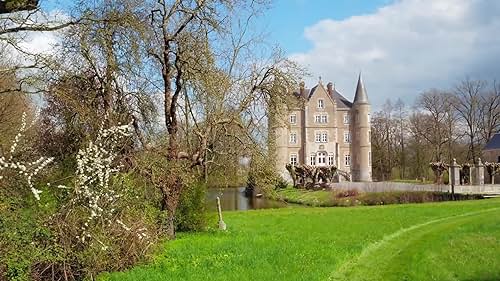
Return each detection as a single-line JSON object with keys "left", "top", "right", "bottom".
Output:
{"left": 327, "top": 82, "right": 333, "bottom": 95}
{"left": 299, "top": 81, "right": 305, "bottom": 96}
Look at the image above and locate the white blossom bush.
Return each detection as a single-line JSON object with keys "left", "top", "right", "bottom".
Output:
{"left": 0, "top": 112, "right": 54, "bottom": 200}
{"left": 56, "top": 122, "right": 151, "bottom": 248}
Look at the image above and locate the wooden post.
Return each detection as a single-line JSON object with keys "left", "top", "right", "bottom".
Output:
{"left": 216, "top": 197, "right": 226, "bottom": 230}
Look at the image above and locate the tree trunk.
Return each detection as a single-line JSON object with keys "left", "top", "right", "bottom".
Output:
{"left": 161, "top": 175, "right": 183, "bottom": 239}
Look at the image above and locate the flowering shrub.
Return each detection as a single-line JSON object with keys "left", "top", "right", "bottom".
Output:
{"left": 71, "top": 124, "right": 136, "bottom": 243}
{"left": 0, "top": 112, "right": 54, "bottom": 200}
{"left": 1, "top": 118, "right": 160, "bottom": 280}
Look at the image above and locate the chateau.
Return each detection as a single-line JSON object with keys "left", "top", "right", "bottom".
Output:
{"left": 274, "top": 74, "right": 372, "bottom": 182}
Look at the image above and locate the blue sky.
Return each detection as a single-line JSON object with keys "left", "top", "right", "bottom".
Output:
{"left": 263, "top": 0, "right": 393, "bottom": 54}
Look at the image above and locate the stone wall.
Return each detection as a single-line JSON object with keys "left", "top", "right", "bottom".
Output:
{"left": 329, "top": 182, "right": 500, "bottom": 194}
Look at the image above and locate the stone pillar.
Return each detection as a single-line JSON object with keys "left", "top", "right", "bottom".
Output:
{"left": 468, "top": 166, "right": 473, "bottom": 185}
{"left": 449, "top": 158, "right": 460, "bottom": 186}
{"left": 474, "top": 158, "right": 484, "bottom": 186}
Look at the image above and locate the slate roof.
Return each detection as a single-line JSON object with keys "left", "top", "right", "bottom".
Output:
{"left": 353, "top": 74, "right": 369, "bottom": 104}
{"left": 293, "top": 84, "right": 353, "bottom": 109}
{"left": 484, "top": 133, "right": 500, "bottom": 150}
{"left": 331, "top": 89, "right": 353, "bottom": 109}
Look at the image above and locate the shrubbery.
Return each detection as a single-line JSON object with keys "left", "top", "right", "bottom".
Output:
{"left": 0, "top": 122, "right": 165, "bottom": 280}
{"left": 274, "top": 187, "right": 484, "bottom": 208}
{"left": 175, "top": 181, "right": 209, "bottom": 232}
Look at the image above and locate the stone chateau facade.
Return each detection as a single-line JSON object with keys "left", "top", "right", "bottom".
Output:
{"left": 274, "top": 74, "right": 372, "bottom": 182}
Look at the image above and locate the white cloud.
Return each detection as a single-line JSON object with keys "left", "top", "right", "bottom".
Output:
{"left": 4, "top": 9, "right": 67, "bottom": 62}
{"left": 290, "top": 0, "right": 500, "bottom": 109}
{"left": 17, "top": 32, "right": 58, "bottom": 55}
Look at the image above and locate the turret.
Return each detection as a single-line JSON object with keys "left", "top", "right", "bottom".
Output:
{"left": 351, "top": 73, "right": 372, "bottom": 181}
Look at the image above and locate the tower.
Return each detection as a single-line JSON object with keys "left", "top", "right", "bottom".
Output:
{"left": 351, "top": 73, "right": 372, "bottom": 181}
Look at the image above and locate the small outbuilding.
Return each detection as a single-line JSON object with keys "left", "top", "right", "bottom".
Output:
{"left": 483, "top": 133, "right": 500, "bottom": 184}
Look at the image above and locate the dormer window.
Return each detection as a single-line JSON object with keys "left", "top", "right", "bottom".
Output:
{"left": 290, "top": 114, "right": 297, "bottom": 124}
{"left": 318, "top": 99, "right": 324, "bottom": 109}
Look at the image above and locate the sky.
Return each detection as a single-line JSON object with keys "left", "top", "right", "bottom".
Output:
{"left": 21, "top": 0, "right": 500, "bottom": 110}
{"left": 258, "top": 0, "right": 500, "bottom": 109}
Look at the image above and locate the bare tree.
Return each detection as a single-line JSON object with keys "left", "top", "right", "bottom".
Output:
{"left": 144, "top": 0, "right": 302, "bottom": 238}
{"left": 479, "top": 80, "right": 500, "bottom": 143}
{"left": 411, "top": 90, "right": 455, "bottom": 163}
{"left": 394, "top": 98, "right": 407, "bottom": 178}
{"left": 452, "top": 78, "right": 485, "bottom": 163}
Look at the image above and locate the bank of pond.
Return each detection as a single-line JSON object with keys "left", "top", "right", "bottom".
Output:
{"left": 207, "top": 186, "right": 485, "bottom": 212}
{"left": 270, "top": 187, "right": 485, "bottom": 207}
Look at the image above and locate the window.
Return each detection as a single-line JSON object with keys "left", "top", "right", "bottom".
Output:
{"left": 318, "top": 152, "right": 326, "bottom": 164}
{"left": 344, "top": 131, "right": 351, "bottom": 143}
{"left": 310, "top": 154, "right": 316, "bottom": 165}
{"left": 343, "top": 113, "right": 350, "bottom": 124}
{"left": 344, "top": 154, "right": 351, "bottom": 166}
{"left": 316, "top": 132, "right": 327, "bottom": 143}
{"left": 289, "top": 132, "right": 297, "bottom": 144}
{"left": 290, "top": 154, "right": 298, "bottom": 166}
{"left": 369, "top": 151, "right": 372, "bottom": 165}
{"left": 290, "top": 114, "right": 297, "bottom": 124}
{"left": 315, "top": 114, "right": 328, "bottom": 124}
{"left": 328, "top": 154, "right": 335, "bottom": 166}
{"left": 368, "top": 131, "right": 371, "bottom": 142}
{"left": 368, "top": 113, "right": 371, "bottom": 124}
{"left": 315, "top": 132, "right": 321, "bottom": 143}
{"left": 318, "top": 99, "right": 324, "bottom": 109}
{"left": 321, "top": 132, "right": 328, "bottom": 143}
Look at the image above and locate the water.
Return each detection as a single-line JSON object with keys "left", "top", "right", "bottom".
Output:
{"left": 206, "top": 187, "right": 287, "bottom": 211}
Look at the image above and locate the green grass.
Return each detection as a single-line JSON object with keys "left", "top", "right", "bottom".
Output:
{"left": 99, "top": 199, "right": 500, "bottom": 281}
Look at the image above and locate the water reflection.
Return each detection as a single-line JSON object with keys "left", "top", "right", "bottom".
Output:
{"left": 206, "top": 187, "right": 286, "bottom": 211}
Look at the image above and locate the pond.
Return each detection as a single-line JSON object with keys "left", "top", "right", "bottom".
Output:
{"left": 206, "top": 187, "right": 287, "bottom": 211}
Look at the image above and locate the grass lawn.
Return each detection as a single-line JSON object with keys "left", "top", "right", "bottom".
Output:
{"left": 99, "top": 198, "right": 500, "bottom": 281}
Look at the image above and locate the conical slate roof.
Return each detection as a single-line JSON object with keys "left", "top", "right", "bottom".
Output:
{"left": 353, "top": 73, "right": 369, "bottom": 104}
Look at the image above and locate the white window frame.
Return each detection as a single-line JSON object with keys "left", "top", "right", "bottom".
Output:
{"left": 315, "top": 132, "right": 322, "bottom": 143}
{"left": 344, "top": 131, "right": 351, "bottom": 143}
{"left": 289, "top": 132, "right": 297, "bottom": 144}
{"left": 318, "top": 99, "right": 324, "bottom": 109}
{"left": 290, "top": 154, "right": 298, "bottom": 166}
{"left": 328, "top": 154, "right": 335, "bottom": 166}
{"left": 315, "top": 114, "right": 328, "bottom": 124}
{"left": 343, "top": 113, "right": 350, "bottom": 124}
{"left": 321, "top": 132, "right": 328, "bottom": 143}
{"left": 317, "top": 152, "right": 326, "bottom": 165}
{"left": 344, "top": 154, "right": 351, "bottom": 167}
{"left": 310, "top": 154, "right": 316, "bottom": 165}
{"left": 290, "top": 114, "right": 297, "bottom": 124}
